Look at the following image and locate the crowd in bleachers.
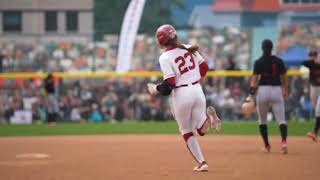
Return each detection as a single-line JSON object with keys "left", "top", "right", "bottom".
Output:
{"left": 277, "top": 23, "right": 320, "bottom": 54}
{"left": 0, "top": 27, "right": 250, "bottom": 72}
{"left": 0, "top": 25, "right": 318, "bottom": 123}
{"left": 0, "top": 75, "right": 314, "bottom": 124}
{"left": 0, "top": 78, "right": 170, "bottom": 123}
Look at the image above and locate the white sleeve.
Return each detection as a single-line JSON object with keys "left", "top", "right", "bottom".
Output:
{"left": 159, "top": 57, "right": 175, "bottom": 80}
{"left": 194, "top": 51, "right": 214, "bottom": 69}
{"left": 194, "top": 51, "right": 206, "bottom": 64}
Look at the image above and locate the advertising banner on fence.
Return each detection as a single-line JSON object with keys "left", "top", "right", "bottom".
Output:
{"left": 10, "top": 110, "right": 32, "bottom": 124}
{"left": 116, "top": 0, "right": 146, "bottom": 73}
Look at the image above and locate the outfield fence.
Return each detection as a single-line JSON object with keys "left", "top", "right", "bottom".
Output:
{"left": 0, "top": 69, "right": 308, "bottom": 79}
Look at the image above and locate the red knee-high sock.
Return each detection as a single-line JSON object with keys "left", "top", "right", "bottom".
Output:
{"left": 197, "top": 118, "right": 210, "bottom": 136}
{"left": 183, "top": 132, "right": 205, "bottom": 163}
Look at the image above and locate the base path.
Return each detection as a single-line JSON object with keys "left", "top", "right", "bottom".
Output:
{"left": 0, "top": 135, "right": 319, "bottom": 180}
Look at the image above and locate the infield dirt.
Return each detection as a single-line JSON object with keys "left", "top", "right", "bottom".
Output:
{"left": 0, "top": 135, "right": 319, "bottom": 180}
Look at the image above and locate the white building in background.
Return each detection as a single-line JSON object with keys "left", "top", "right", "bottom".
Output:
{"left": 0, "top": 0, "right": 94, "bottom": 44}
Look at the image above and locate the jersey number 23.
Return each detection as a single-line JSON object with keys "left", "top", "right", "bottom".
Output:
{"left": 174, "top": 52, "right": 195, "bottom": 75}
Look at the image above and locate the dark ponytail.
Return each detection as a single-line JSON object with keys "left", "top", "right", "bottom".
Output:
{"left": 178, "top": 44, "right": 199, "bottom": 54}
{"left": 165, "top": 36, "right": 199, "bottom": 54}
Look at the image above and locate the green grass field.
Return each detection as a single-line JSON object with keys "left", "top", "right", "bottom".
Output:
{"left": 0, "top": 120, "right": 314, "bottom": 137}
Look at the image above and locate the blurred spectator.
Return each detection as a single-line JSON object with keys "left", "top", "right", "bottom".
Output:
{"left": 0, "top": 75, "right": 312, "bottom": 123}
{"left": 101, "top": 92, "right": 117, "bottom": 121}
{"left": 88, "top": 103, "right": 103, "bottom": 123}
{"left": 225, "top": 55, "right": 238, "bottom": 70}
{"left": 70, "top": 107, "right": 82, "bottom": 122}
{"left": 0, "top": 91, "right": 4, "bottom": 123}
{"left": 0, "top": 27, "right": 250, "bottom": 72}
{"left": 0, "top": 51, "right": 3, "bottom": 73}
{"left": 22, "top": 90, "right": 38, "bottom": 111}
{"left": 299, "top": 93, "right": 313, "bottom": 121}
{"left": 277, "top": 23, "right": 320, "bottom": 54}
{"left": 1, "top": 24, "right": 319, "bottom": 123}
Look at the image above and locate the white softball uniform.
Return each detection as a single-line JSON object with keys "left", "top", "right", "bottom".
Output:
{"left": 316, "top": 96, "right": 320, "bottom": 117}
{"left": 310, "top": 85, "right": 320, "bottom": 109}
{"left": 159, "top": 45, "right": 208, "bottom": 135}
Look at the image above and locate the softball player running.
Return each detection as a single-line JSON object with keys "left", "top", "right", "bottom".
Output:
{"left": 303, "top": 50, "right": 320, "bottom": 142}
{"left": 249, "top": 39, "right": 289, "bottom": 154}
{"left": 147, "top": 24, "right": 221, "bottom": 172}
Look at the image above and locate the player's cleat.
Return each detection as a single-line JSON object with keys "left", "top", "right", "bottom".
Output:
{"left": 281, "top": 141, "right": 288, "bottom": 154}
{"left": 307, "top": 131, "right": 317, "bottom": 142}
{"left": 193, "top": 161, "right": 208, "bottom": 172}
{"left": 207, "top": 106, "right": 221, "bottom": 132}
{"left": 262, "top": 144, "right": 271, "bottom": 153}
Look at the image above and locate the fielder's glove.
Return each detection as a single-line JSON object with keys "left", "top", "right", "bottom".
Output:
{"left": 147, "top": 81, "right": 174, "bottom": 96}
{"left": 147, "top": 83, "right": 158, "bottom": 95}
{"left": 156, "top": 81, "right": 174, "bottom": 96}
{"left": 241, "top": 95, "right": 256, "bottom": 115}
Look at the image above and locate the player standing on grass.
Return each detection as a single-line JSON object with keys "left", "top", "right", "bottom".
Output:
{"left": 147, "top": 24, "right": 221, "bottom": 172}
{"left": 44, "top": 73, "right": 59, "bottom": 127}
{"left": 302, "top": 51, "right": 320, "bottom": 142}
{"left": 249, "top": 39, "right": 289, "bottom": 154}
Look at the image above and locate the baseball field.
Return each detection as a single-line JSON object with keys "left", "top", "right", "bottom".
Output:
{"left": 0, "top": 121, "right": 319, "bottom": 180}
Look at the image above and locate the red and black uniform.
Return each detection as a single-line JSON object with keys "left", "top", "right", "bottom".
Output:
{"left": 252, "top": 39, "right": 288, "bottom": 152}
{"left": 302, "top": 59, "right": 320, "bottom": 136}
{"left": 254, "top": 55, "right": 287, "bottom": 86}
{"left": 44, "top": 74, "right": 59, "bottom": 123}
{"left": 302, "top": 60, "right": 320, "bottom": 86}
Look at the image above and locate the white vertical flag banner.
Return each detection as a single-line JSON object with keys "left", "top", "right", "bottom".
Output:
{"left": 116, "top": 0, "right": 146, "bottom": 72}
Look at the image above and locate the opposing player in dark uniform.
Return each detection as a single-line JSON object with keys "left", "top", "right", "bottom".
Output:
{"left": 302, "top": 51, "right": 320, "bottom": 142}
{"left": 249, "top": 39, "right": 289, "bottom": 154}
{"left": 44, "top": 73, "right": 59, "bottom": 126}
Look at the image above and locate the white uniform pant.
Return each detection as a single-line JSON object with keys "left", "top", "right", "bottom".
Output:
{"left": 47, "top": 94, "right": 59, "bottom": 113}
{"left": 256, "top": 86, "right": 286, "bottom": 125}
{"left": 316, "top": 96, "right": 320, "bottom": 117}
{"left": 171, "top": 83, "right": 207, "bottom": 135}
{"left": 310, "top": 85, "right": 320, "bottom": 117}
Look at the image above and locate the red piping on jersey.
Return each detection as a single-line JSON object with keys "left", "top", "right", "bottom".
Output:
{"left": 199, "top": 61, "right": 208, "bottom": 77}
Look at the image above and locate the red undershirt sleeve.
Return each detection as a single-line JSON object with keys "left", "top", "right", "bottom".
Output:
{"left": 199, "top": 61, "right": 208, "bottom": 77}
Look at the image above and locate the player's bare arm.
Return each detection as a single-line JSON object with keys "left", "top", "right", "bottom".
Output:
{"left": 249, "top": 74, "right": 258, "bottom": 95}
{"left": 241, "top": 73, "right": 258, "bottom": 115}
